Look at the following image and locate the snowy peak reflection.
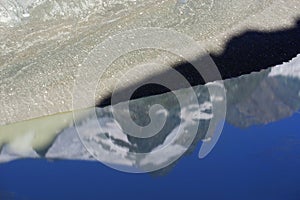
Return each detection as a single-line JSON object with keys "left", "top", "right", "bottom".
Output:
{"left": 47, "top": 54, "right": 300, "bottom": 170}
{"left": 226, "top": 54, "right": 300, "bottom": 127}
{"left": 54, "top": 84, "right": 215, "bottom": 172}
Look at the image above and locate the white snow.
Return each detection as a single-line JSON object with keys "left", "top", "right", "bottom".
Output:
{"left": 269, "top": 54, "right": 300, "bottom": 78}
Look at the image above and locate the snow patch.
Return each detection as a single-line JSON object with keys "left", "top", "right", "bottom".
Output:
{"left": 269, "top": 54, "right": 300, "bottom": 78}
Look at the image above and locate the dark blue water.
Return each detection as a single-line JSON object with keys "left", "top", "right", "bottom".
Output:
{"left": 1, "top": 113, "right": 299, "bottom": 200}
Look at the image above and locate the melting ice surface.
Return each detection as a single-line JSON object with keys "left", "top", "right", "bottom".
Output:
{"left": 0, "top": 54, "right": 300, "bottom": 173}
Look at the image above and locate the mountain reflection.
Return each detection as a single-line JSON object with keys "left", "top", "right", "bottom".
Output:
{"left": 43, "top": 55, "right": 300, "bottom": 173}
{"left": 0, "top": 55, "right": 299, "bottom": 173}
